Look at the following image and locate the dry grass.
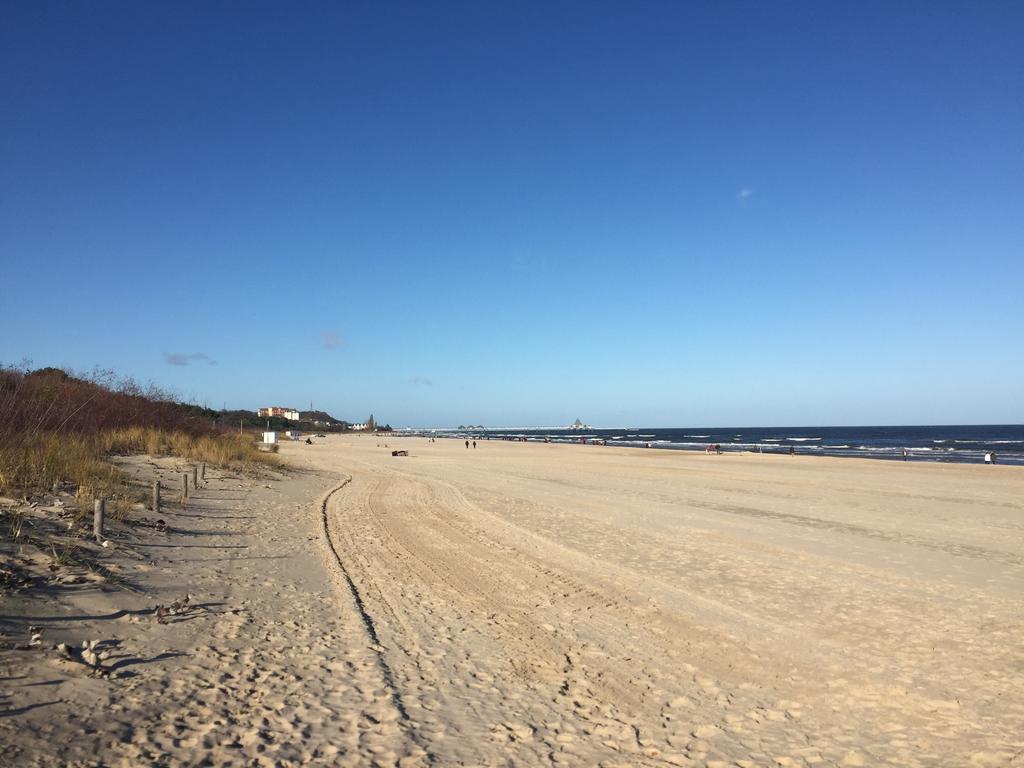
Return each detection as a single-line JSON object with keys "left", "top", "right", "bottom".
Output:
{"left": 101, "top": 426, "right": 281, "bottom": 472}
{"left": 0, "top": 432, "right": 123, "bottom": 499}
{"left": 0, "top": 367, "right": 276, "bottom": 597}
{"left": 0, "top": 366, "right": 280, "bottom": 500}
{"left": 0, "top": 428, "right": 279, "bottom": 499}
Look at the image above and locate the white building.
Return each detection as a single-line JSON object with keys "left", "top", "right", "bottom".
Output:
{"left": 351, "top": 423, "right": 367, "bottom": 431}
{"left": 258, "top": 407, "right": 301, "bottom": 421}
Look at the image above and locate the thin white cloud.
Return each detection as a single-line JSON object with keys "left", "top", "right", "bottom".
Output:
{"left": 737, "top": 188, "right": 754, "bottom": 200}
{"left": 163, "top": 352, "right": 216, "bottom": 367}
{"left": 407, "top": 376, "right": 433, "bottom": 387}
{"left": 320, "top": 330, "right": 345, "bottom": 350}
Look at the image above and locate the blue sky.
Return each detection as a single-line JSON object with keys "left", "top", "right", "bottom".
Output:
{"left": 2, "top": 1, "right": 1021, "bottom": 427}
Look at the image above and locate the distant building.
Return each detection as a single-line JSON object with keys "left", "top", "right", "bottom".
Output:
{"left": 351, "top": 414, "right": 375, "bottom": 432}
{"left": 568, "top": 418, "right": 589, "bottom": 430}
{"left": 258, "top": 407, "right": 301, "bottom": 421}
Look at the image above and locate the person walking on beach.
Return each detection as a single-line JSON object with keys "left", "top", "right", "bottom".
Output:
{"left": 465, "top": 440, "right": 469, "bottom": 449}
{"left": 902, "top": 447, "right": 908, "bottom": 461}
{"left": 472, "top": 440, "right": 477, "bottom": 449}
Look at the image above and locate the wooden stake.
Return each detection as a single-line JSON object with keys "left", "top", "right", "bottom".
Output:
{"left": 93, "top": 498, "right": 105, "bottom": 541}
{"left": 200, "top": 463, "right": 206, "bottom": 482}
{"left": 152, "top": 480, "right": 161, "bottom": 512}
{"left": 182, "top": 473, "right": 189, "bottom": 498}
{"left": 192, "top": 466, "right": 198, "bottom": 490}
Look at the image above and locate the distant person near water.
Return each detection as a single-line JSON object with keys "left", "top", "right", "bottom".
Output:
{"left": 902, "top": 447, "right": 908, "bottom": 461}
{"left": 985, "top": 451, "right": 997, "bottom": 464}
{"left": 472, "top": 440, "right": 477, "bottom": 449}
{"left": 465, "top": 440, "right": 469, "bottom": 449}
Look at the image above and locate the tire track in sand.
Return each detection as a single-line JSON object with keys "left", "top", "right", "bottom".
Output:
{"left": 330, "top": 468, "right": 704, "bottom": 766}
{"left": 318, "top": 478, "right": 435, "bottom": 766}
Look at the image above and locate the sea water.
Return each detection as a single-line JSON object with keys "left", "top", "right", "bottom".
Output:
{"left": 424, "top": 425, "right": 1024, "bottom": 465}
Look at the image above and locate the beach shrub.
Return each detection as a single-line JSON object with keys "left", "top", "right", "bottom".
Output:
{"left": 0, "top": 364, "right": 278, "bottom": 497}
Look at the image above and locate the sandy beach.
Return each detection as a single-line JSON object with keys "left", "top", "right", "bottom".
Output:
{"left": 3, "top": 436, "right": 1024, "bottom": 766}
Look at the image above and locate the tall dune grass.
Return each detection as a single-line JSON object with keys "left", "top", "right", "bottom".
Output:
{"left": 0, "top": 432, "right": 123, "bottom": 498}
{"left": 100, "top": 426, "right": 279, "bottom": 471}
{"left": 0, "top": 364, "right": 278, "bottom": 498}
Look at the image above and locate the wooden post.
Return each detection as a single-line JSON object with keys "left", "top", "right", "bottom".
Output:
{"left": 93, "top": 498, "right": 105, "bottom": 541}
{"left": 192, "top": 466, "right": 198, "bottom": 490}
{"left": 200, "top": 463, "right": 206, "bottom": 482}
{"left": 182, "top": 473, "right": 189, "bottom": 498}
{"left": 152, "top": 480, "right": 161, "bottom": 512}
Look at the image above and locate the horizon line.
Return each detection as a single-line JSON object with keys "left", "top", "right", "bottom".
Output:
{"left": 395, "top": 422, "right": 1024, "bottom": 431}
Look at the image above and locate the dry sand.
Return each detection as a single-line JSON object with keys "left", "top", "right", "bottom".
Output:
{"left": 2, "top": 436, "right": 1023, "bottom": 766}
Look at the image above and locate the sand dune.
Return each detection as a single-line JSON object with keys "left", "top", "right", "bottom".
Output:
{"left": 3, "top": 437, "right": 1023, "bottom": 766}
